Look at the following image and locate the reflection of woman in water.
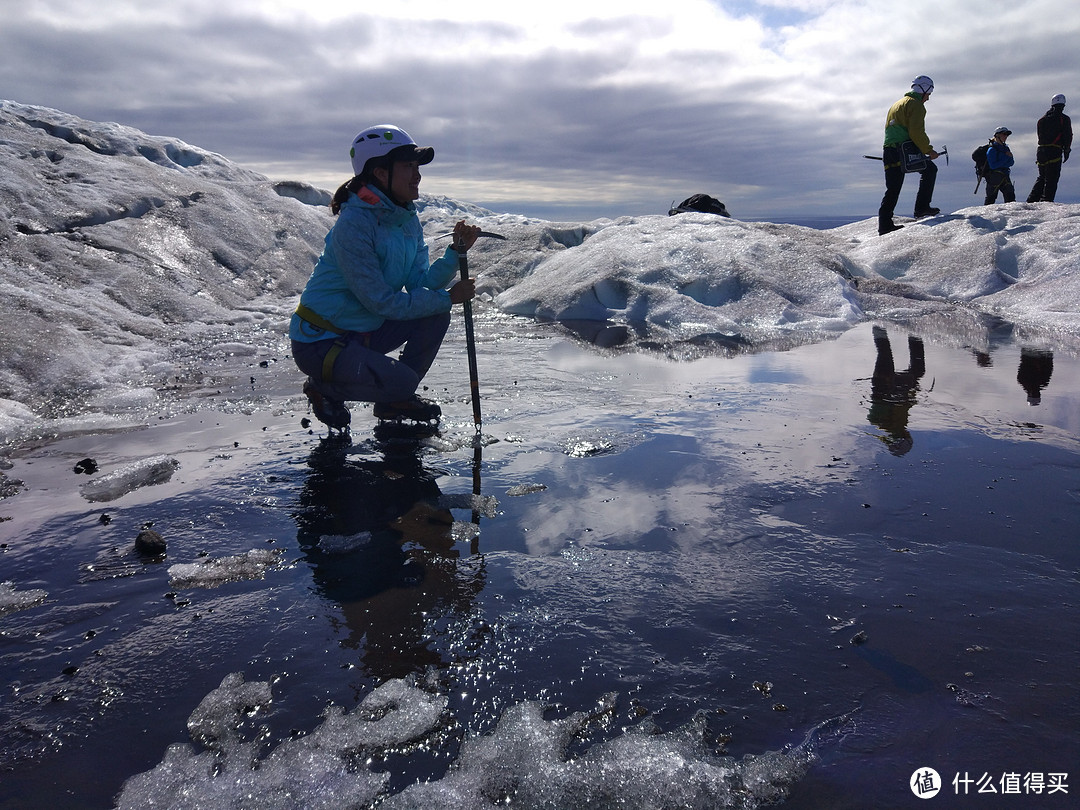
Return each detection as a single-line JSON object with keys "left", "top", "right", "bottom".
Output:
{"left": 1017, "top": 348, "right": 1053, "bottom": 405}
{"left": 295, "top": 436, "right": 485, "bottom": 679}
{"left": 867, "top": 326, "right": 925, "bottom": 456}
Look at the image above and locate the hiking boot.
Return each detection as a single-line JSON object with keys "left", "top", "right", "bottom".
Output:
{"left": 373, "top": 395, "right": 442, "bottom": 423}
{"left": 913, "top": 207, "right": 940, "bottom": 219}
{"left": 878, "top": 223, "right": 904, "bottom": 236}
{"left": 303, "top": 379, "right": 351, "bottom": 430}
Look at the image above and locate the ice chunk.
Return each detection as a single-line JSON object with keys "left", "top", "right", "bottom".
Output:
{"left": 168, "top": 549, "right": 283, "bottom": 588}
{"left": 0, "top": 398, "right": 39, "bottom": 442}
{"left": 0, "top": 581, "right": 48, "bottom": 616}
{"left": 438, "top": 492, "right": 499, "bottom": 518}
{"left": 495, "top": 214, "right": 864, "bottom": 347}
{"left": 277, "top": 678, "right": 448, "bottom": 755}
{"left": 114, "top": 739, "right": 390, "bottom": 810}
{"left": 115, "top": 675, "right": 447, "bottom": 810}
{"left": 186, "top": 672, "right": 273, "bottom": 747}
{"left": 451, "top": 521, "right": 479, "bottom": 543}
{"left": 317, "top": 531, "right": 373, "bottom": 554}
{"left": 507, "top": 482, "right": 548, "bottom": 496}
{"left": 383, "top": 700, "right": 813, "bottom": 810}
{"left": 79, "top": 454, "right": 180, "bottom": 502}
{"left": 119, "top": 672, "right": 814, "bottom": 810}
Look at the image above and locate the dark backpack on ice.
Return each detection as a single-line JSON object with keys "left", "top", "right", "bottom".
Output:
{"left": 971, "top": 141, "right": 993, "bottom": 192}
{"left": 972, "top": 142, "right": 991, "bottom": 179}
{"left": 669, "top": 194, "right": 730, "bottom": 217}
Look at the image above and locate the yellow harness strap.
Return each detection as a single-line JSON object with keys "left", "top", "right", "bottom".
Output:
{"left": 321, "top": 340, "right": 347, "bottom": 383}
{"left": 295, "top": 304, "right": 348, "bottom": 383}
{"left": 296, "top": 304, "right": 344, "bottom": 334}
{"left": 1036, "top": 147, "right": 1064, "bottom": 167}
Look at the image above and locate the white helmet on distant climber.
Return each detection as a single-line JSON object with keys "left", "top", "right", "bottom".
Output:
{"left": 1051, "top": 93, "right": 1066, "bottom": 107}
{"left": 911, "top": 75, "right": 934, "bottom": 95}
{"left": 349, "top": 125, "right": 434, "bottom": 176}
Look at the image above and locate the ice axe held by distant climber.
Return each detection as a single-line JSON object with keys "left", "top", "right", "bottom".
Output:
{"left": 863, "top": 146, "right": 948, "bottom": 166}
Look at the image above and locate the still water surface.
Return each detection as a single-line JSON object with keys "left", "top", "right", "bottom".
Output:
{"left": 1, "top": 319, "right": 1077, "bottom": 808}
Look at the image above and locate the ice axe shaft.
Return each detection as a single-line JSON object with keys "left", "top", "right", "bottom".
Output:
{"left": 864, "top": 146, "right": 948, "bottom": 165}
{"left": 459, "top": 255, "right": 482, "bottom": 431}
{"left": 453, "top": 231, "right": 504, "bottom": 433}
{"left": 440, "top": 230, "right": 507, "bottom": 241}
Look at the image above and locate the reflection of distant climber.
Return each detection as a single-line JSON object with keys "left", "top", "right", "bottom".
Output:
{"left": 1017, "top": 348, "right": 1053, "bottom": 405}
{"left": 867, "top": 326, "right": 925, "bottom": 456}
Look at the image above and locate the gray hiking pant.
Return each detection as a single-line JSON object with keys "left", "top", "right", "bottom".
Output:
{"left": 292, "top": 312, "right": 451, "bottom": 404}
{"left": 878, "top": 144, "right": 937, "bottom": 230}
{"left": 984, "top": 170, "right": 1015, "bottom": 204}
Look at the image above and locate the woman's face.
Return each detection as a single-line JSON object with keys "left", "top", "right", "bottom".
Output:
{"left": 381, "top": 160, "right": 422, "bottom": 203}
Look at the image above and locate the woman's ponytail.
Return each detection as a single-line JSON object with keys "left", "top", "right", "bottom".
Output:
{"left": 330, "top": 175, "right": 366, "bottom": 215}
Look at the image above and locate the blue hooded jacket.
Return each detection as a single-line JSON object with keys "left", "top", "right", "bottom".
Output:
{"left": 986, "top": 140, "right": 1014, "bottom": 172}
{"left": 290, "top": 184, "right": 460, "bottom": 342}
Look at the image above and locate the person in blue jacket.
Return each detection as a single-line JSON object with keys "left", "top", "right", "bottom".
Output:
{"left": 984, "top": 126, "right": 1016, "bottom": 204}
{"left": 291, "top": 125, "right": 480, "bottom": 430}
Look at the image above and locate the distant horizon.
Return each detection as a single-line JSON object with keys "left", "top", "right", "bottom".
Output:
{"left": 428, "top": 192, "right": 873, "bottom": 226}
{"left": 466, "top": 199, "right": 878, "bottom": 229}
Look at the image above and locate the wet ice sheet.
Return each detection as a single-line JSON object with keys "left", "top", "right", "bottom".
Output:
{"left": 2, "top": 101, "right": 1080, "bottom": 810}
{"left": 1, "top": 325, "right": 1078, "bottom": 810}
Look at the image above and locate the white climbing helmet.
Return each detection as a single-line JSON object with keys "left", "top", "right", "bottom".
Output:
{"left": 911, "top": 75, "right": 934, "bottom": 95}
{"left": 1051, "top": 93, "right": 1066, "bottom": 107}
{"left": 349, "top": 125, "right": 434, "bottom": 176}
{"left": 994, "top": 126, "right": 1012, "bottom": 136}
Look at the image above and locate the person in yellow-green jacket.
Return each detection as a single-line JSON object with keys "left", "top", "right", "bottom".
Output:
{"left": 878, "top": 75, "right": 942, "bottom": 235}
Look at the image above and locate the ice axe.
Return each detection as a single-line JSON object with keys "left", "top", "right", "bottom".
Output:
{"left": 450, "top": 230, "right": 505, "bottom": 434}
{"left": 863, "top": 145, "right": 948, "bottom": 165}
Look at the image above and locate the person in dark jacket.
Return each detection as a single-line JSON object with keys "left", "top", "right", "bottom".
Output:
{"left": 1027, "top": 94, "right": 1072, "bottom": 203}
{"left": 984, "top": 126, "right": 1016, "bottom": 204}
{"left": 878, "top": 75, "right": 942, "bottom": 235}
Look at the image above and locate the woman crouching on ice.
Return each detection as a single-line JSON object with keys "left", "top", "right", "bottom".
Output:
{"left": 291, "top": 125, "right": 480, "bottom": 430}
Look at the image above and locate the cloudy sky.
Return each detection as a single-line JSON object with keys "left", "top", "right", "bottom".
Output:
{"left": 4, "top": 0, "right": 1078, "bottom": 221}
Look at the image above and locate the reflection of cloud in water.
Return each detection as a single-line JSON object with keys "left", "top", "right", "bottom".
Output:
{"left": 515, "top": 430, "right": 735, "bottom": 556}
{"left": 516, "top": 480, "right": 678, "bottom": 557}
